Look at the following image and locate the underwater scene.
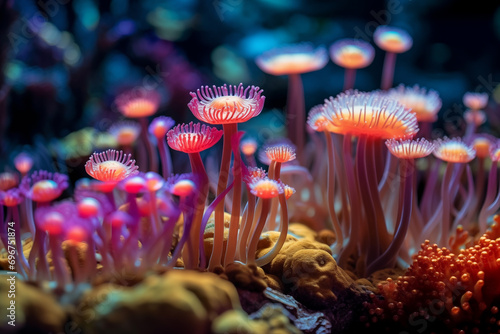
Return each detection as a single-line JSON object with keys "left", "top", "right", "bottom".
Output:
{"left": 1, "top": 0, "right": 500, "bottom": 333}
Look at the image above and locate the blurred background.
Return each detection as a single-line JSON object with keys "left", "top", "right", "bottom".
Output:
{"left": 1, "top": 0, "right": 499, "bottom": 178}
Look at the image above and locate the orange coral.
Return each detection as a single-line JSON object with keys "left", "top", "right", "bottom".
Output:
{"left": 363, "top": 233, "right": 500, "bottom": 333}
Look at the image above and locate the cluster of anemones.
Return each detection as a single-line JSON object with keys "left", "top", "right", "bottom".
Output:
{"left": 362, "top": 222, "right": 500, "bottom": 333}
{"left": 0, "top": 83, "right": 302, "bottom": 289}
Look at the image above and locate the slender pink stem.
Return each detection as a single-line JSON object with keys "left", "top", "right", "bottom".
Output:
{"left": 49, "top": 234, "right": 70, "bottom": 287}
{"left": 381, "top": 52, "right": 397, "bottom": 90}
{"left": 246, "top": 199, "right": 271, "bottom": 266}
{"left": 237, "top": 193, "right": 256, "bottom": 263}
{"left": 287, "top": 74, "right": 305, "bottom": 163}
{"left": 224, "top": 134, "right": 243, "bottom": 266}
{"left": 440, "top": 163, "right": 455, "bottom": 246}
{"left": 324, "top": 131, "right": 343, "bottom": 249}
{"left": 210, "top": 123, "right": 237, "bottom": 270}
{"left": 140, "top": 117, "right": 158, "bottom": 173}
{"left": 344, "top": 68, "right": 356, "bottom": 91}
{"left": 158, "top": 137, "right": 173, "bottom": 179}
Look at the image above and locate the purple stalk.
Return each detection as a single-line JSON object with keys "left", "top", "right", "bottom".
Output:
{"left": 12, "top": 206, "right": 29, "bottom": 275}
{"left": 255, "top": 192, "right": 289, "bottom": 266}
{"left": 367, "top": 158, "right": 414, "bottom": 274}
{"left": 287, "top": 73, "right": 305, "bottom": 163}
{"left": 381, "top": 52, "right": 397, "bottom": 90}
{"left": 478, "top": 160, "right": 498, "bottom": 231}
{"left": 49, "top": 234, "right": 70, "bottom": 288}
{"left": 343, "top": 68, "right": 356, "bottom": 91}
{"left": 158, "top": 138, "right": 173, "bottom": 179}
{"left": 211, "top": 123, "right": 237, "bottom": 271}
{"left": 440, "top": 163, "right": 455, "bottom": 246}
{"left": 324, "top": 131, "right": 343, "bottom": 251}
{"left": 139, "top": 117, "right": 158, "bottom": 173}
{"left": 199, "top": 182, "right": 234, "bottom": 269}
{"left": 338, "top": 134, "right": 363, "bottom": 269}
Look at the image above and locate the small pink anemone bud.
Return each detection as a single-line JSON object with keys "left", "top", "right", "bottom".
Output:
{"left": 265, "top": 144, "right": 296, "bottom": 163}
{"left": 464, "top": 110, "right": 486, "bottom": 127}
{"left": 89, "top": 180, "right": 118, "bottom": 193}
{"left": 433, "top": 137, "right": 476, "bottom": 163}
{"left": 77, "top": 197, "right": 101, "bottom": 218}
{"left": 144, "top": 172, "right": 164, "bottom": 192}
{"left": 188, "top": 84, "right": 265, "bottom": 124}
{"left": 0, "top": 172, "right": 19, "bottom": 191}
{"left": 491, "top": 148, "right": 500, "bottom": 162}
{"left": 256, "top": 43, "right": 328, "bottom": 76}
{"left": 115, "top": 89, "right": 161, "bottom": 118}
{"left": 171, "top": 179, "right": 196, "bottom": 197}
{"left": 14, "top": 152, "right": 34, "bottom": 175}
{"left": 248, "top": 177, "right": 283, "bottom": 199}
{"left": 149, "top": 116, "right": 175, "bottom": 139}
{"left": 374, "top": 25, "right": 413, "bottom": 54}
{"left": 307, "top": 105, "right": 339, "bottom": 132}
{"left": 66, "top": 225, "right": 88, "bottom": 245}
{"left": 463, "top": 92, "right": 488, "bottom": 110}
{"left": 20, "top": 170, "right": 69, "bottom": 203}
{"left": 240, "top": 138, "right": 258, "bottom": 156}
{"left": 330, "top": 39, "right": 375, "bottom": 69}
{"left": 284, "top": 185, "right": 296, "bottom": 200}
{"left": 37, "top": 211, "right": 65, "bottom": 236}
{"left": 85, "top": 149, "right": 139, "bottom": 182}
{"left": 109, "top": 211, "right": 132, "bottom": 228}
{"left": 385, "top": 138, "right": 435, "bottom": 159}
{"left": 108, "top": 120, "right": 141, "bottom": 146}
{"left": 119, "top": 175, "right": 146, "bottom": 194}
{"left": 0, "top": 188, "right": 24, "bottom": 207}
{"left": 167, "top": 122, "right": 223, "bottom": 153}
{"left": 244, "top": 167, "right": 267, "bottom": 183}
{"left": 323, "top": 90, "right": 418, "bottom": 139}
{"left": 386, "top": 85, "right": 442, "bottom": 122}
{"left": 471, "top": 136, "right": 494, "bottom": 159}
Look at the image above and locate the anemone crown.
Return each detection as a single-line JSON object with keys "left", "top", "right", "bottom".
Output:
{"left": 149, "top": 116, "right": 175, "bottom": 138}
{"left": 374, "top": 25, "right": 413, "bottom": 53}
{"left": 433, "top": 138, "right": 476, "bottom": 163}
{"left": 167, "top": 122, "right": 223, "bottom": 153}
{"left": 323, "top": 90, "right": 418, "bottom": 139}
{"left": 463, "top": 92, "right": 488, "bottom": 110}
{"left": 256, "top": 44, "right": 328, "bottom": 75}
{"left": 108, "top": 120, "right": 141, "bottom": 146}
{"left": 329, "top": 39, "right": 375, "bottom": 69}
{"left": 240, "top": 138, "right": 258, "bottom": 156}
{"left": 386, "top": 138, "right": 434, "bottom": 159}
{"left": 20, "top": 170, "right": 68, "bottom": 202}
{"left": 265, "top": 144, "right": 296, "bottom": 163}
{"left": 386, "top": 85, "right": 442, "bottom": 122}
{"left": 85, "top": 149, "right": 139, "bottom": 182}
{"left": 14, "top": 152, "right": 34, "bottom": 174}
{"left": 248, "top": 178, "right": 283, "bottom": 199}
{"left": 307, "top": 105, "right": 340, "bottom": 133}
{"left": 188, "top": 84, "right": 265, "bottom": 125}
{"left": 115, "top": 89, "right": 160, "bottom": 118}
{"left": 0, "top": 172, "right": 19, "bottom": 191}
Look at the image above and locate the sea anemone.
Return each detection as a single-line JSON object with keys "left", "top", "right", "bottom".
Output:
{"left": 20, "top": 170, "right": 69, "bottom": 203}
{"left": 256, "top": 44, "right": 327, "bottom": 162}
{"left": 14, "top": 152, "right": 34, "bottom": 176}
{"left": 115, "top": 89, "right": 161, "bottom": 118}
{"left": 149, "top": 116, "right": 175, "bottom": 178}
{"left": 85, "top": 149, "right": 139, "bottom": 182}
{"left": 463, "top": 92, "right": 488, "bottom": 111}
{"left": 373, "top": 25, "right": 413, "bottom": 90}
{"left": 0, "top": 172, "right": 18, "bottom": 191}
{"left": 108, "top": 120, "right": 141, "bottom": 148}
{"left": 330, "top": 38, "right": 375, "bottom": 90}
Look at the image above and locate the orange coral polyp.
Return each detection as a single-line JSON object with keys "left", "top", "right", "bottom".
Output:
{"left": 108, "top": 121, "right": 141, "bottom": 146}
{"left": 256, "top": 44, "right": 328, "bottom": 76}
{"left": 265, "top": 145, "right": 296, "bottom": 163}
{"left": 374, "top": 26, "right": 413, "bottom": 54}
{"left": 31, "top": 180, "right": 63, "bottom": 202}
{"left": 433, "top": 138, "right": 476, "bottom": 163}
{"left": 330, "top": 39, "right": 375, "bottom": 69}
{"left": 167, "top": 122, "right": 223, "bottom": 153}
{"left": 240, "top": 139, "right": 257, "bottom": 156}
{"left": 463, "top": 92, "right": 488, "bottom": 110}
{"left": 386, "top": 85, "right": 442, "bottom": 122}
{"left": 171, "top": 179, "right": 195, "bottom": 197}
{"left": 472, "top": 138, "right": 492, "bottom": 159}
{"left": 323, "top": 90, "right": 418, "bottom": 139}
{"left": 385, "top": 138, "right": 434, "bottom": 160}
{"left": 115, "top": 90, "right": 160, "bottom": 118}
{"left": 188, "top": 83, "right": 265, "bottom": 125}
{"left": 249, "top": 178, "right": 282, "bottom": 199}
{"left": 85, "top": 149, "right": 139, "bottom": 182}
